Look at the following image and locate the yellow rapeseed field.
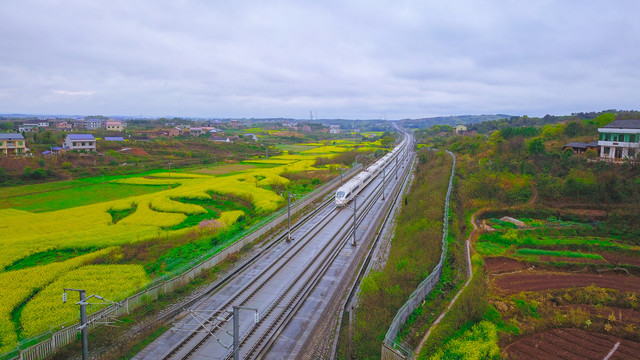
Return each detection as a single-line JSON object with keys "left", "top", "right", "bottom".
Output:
{"left": 0, "top": 248, "right": 115, "bottom": 352}
{"left": 21, "top": 264, "right": 150, "bottom": 337}
{"left": 0, "top": 144, "right": 346, "bottom": 351}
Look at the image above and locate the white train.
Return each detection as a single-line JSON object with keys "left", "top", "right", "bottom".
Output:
{"left": 335, "top": 136, "right": 407, "bottom": 207}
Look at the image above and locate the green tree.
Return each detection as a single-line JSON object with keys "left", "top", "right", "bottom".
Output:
{"left": 565, "top": 121, "right": 584, "bottom": 137}
{"left": 0, "top": 122, "right": 14, "bottom": 131}
{"left": 527, "top": 138, "right": 545, "bottom": 155}
{"left": 22, "top": 166, "right": 32, "bottom": 179}
{"left": 591, "top": 113, "right": 615, "bottom": 127}
{"left": 380, "top": 135, "right": 394, "bottom": 148}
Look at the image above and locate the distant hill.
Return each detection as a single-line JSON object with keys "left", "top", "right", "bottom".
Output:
{"left": 401, "top": 114, "right": 513, "bottom": 129}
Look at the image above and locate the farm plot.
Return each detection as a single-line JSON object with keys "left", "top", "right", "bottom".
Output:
{"left": 504, "top": 328, "right": 640, "bottom": 360}
{"left": 476, "top": 215, "right": 640, "bottom": 359}
{"left": 493, "top": 272, "right": 640, "bottom": 294}
{"left": 476, "top": 221, "right": 640, "bottom": 267}
{"left": 0, "top": 149, "right": 340, "bottom": 352}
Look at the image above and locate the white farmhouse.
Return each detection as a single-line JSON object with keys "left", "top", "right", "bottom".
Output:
{"left": 598, "top": 119, "right": 640, "bottom": 161}
{"left": 63, "top": 134, "right": 97, "bottom": 152}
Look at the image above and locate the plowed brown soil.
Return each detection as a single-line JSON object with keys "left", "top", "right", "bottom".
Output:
{"left": 555, "top": 305, "right": 640, "bottom": 326}
{"left": 601, "top": 252, "right": 640, "bottom": 267}
{"left": 538, "top": 255, "right": 606, "bottom": 264}
{"left": 485, "top": 257, "right": 528, "bottom": 274}
{"left": 493, "top": 272, "right": 640, "bottom": 293}
{"left": 504, "top": 328, "right": 640, "bottom": 359}
{"left": 120, "top": 147, "right": 149, "bottom": 156}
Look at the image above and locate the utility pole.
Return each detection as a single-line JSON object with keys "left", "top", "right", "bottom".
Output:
{"left": 232, "top": 306, "right": 259, "bottom": 360}
{"left": 64, "top": 289, "right": 89, "bottom": 360}
{"left": 287, "top": 191, "right": 292, "bottom": 241}
{"left": 382, "top": 166, "right": 386, "bottom": 201}
{"left": 63, "top": 289, "right": 121, "bottom": 360}
{"left": 340, "top": 167, "right": 344, "bottom": 183}
{"left": 352, "top": 195, "right": 357, "bottom": 246}
{"left": 283, "top": 191, "right": 299, "bottom": 241}
{"left": 233, "top": 306, "right": 239, "bottom": 360}
{"left": 395, "top": 157, "right": 398, "bottom": 179}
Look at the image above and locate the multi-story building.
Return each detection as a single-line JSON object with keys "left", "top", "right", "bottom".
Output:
{"left": 63, "top": 134, "right": 96, "bottom": 152}
{"left": 0, "top": 133, "right": 27, "bottom": 155}
{"left": 84, "top": 119, "right": 102, "bottom": 129}
{"left": 54, "top": 121, "right": 73, "bottom": 131}
{"left": 18, "top": 123, "right": 39, "bottom": 132}
{"left": 105, "top": 121, "right": 123, "bottom": 131}
{"left": 189, "top": 127, "right": 204, "bottom": 136}
{"left": 455, "top": 124, "right": 468, "bottom": 134}
{"left": 598, "top": 119, "right": 640, "bottom": 161}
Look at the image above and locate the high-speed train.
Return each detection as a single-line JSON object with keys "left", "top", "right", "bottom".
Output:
{"left": 335, "top": 135, "right": 407, "bottom": 207}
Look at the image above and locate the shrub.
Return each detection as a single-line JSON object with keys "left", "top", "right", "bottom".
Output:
{"left": 427, "top": 321, "right": 500, "bottom": 360}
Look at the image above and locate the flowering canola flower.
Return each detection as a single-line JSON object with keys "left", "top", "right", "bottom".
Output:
{"left": 0, "top": 143, "right": 376, "bottom": 351}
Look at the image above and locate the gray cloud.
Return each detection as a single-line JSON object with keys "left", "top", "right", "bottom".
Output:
{"left": 0, "top": 0, "right": 639, "bottom": 119}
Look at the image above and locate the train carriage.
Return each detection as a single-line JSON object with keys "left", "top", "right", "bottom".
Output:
{"left": 335, "top": 134, "right": 407, "bottom": 207}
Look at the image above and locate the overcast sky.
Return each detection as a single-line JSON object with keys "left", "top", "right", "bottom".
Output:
{"left": 0, "top": 1, "right": 638, "bottom": 119}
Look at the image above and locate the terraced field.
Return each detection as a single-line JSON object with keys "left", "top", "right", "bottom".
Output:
{"left": 476, "top": 216, "right": 640, "bottom": 359}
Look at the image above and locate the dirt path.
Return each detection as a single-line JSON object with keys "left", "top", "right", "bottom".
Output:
{"left": 413, "top": 209, "right": 478, "bottom": 355}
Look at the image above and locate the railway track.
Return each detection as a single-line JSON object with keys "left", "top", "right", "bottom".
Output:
{"left": 159, "top": 197, "right": 343, "bottom": 359}
{"left": 139, "top": 136, "right": 412, "bottom": 360}
{"left": 239, "top": 165, "right": 393, "bottom": 360}
{"left": 166, "top": 164, "right": 395, "bottom": 360}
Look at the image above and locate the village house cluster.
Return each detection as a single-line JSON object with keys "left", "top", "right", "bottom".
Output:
{"left": 0, "top": 117, "right": 365, "bottom": 157}
{"left": 18, "top": 119, "right": 124, "bottom": 132}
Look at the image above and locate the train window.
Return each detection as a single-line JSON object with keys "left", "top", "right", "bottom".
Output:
{"left": 353, "top": 185, "right": 359, "bottom": 191}
{"left": 337, "top": 191, "right": 345, "bottom": 198}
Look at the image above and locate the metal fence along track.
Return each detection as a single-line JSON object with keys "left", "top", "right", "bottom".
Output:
{"left": 381, "top": 150, "right": 456, "bottom": 360}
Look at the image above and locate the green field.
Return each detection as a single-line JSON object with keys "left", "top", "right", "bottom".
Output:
{"left": 476, "top": 219, "right": 640, "bottom": 262}
{"left": 0, "top": 183, "right": 175, "bottom": 212}
{"left": 275, "top": 144, "right": 316, "bottom": 152}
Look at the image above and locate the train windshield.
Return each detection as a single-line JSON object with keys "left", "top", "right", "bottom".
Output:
{"left": 336, "top": 191, "right": 346, "bottom": 199}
